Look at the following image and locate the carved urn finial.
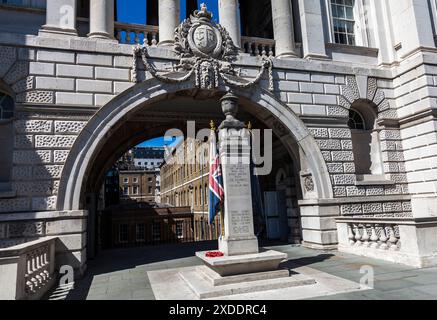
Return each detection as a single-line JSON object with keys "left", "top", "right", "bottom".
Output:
{"left": 219, "top": 91, "right": 245, "bottom": 129}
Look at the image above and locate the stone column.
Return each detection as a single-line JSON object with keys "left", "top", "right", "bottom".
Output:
{"left": 218, "top": 93, "right": 258, "bottom": 256}
{"left": 158, "top": 0, "right": 180, "bottom": 46}
{"left": 298, "top": 0, "right": 328, "bottom": 60}
{"left": 39, "top": 0, "right": 78, "bottom": 37}
{"left": 271, "top": 0, "right": 298, "bottom": 58}
{"left": 218, "top": 0, "right": 241, "bottom": 49}
{"left": 88, "top": 0, "right": 115, "bottom": 40}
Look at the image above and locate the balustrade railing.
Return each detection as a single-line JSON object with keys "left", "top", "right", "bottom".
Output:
{"left": 346, "top": 222, "right": 400, "bottom": 250}
{"left": 0, "top": 237, "right": 56, "bottom": 300}
{"left": 241, "top": 36, "right": 276, "bottom": 57}
{"left": 115, "top": 22, "right": 159, "bottom": 46}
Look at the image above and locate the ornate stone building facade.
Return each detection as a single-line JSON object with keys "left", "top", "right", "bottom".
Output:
{"left": 1, "top": 0, "right": 437, "bottom": 299}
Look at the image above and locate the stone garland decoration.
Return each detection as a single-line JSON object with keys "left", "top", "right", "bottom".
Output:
{"left": 132, "top": 4, "right": 274, "bottom": 91}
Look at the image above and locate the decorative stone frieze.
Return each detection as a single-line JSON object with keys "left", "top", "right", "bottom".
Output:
{"left": 15, "top": 120, "right": 53, "bottom": 134}
{"left": 11, "top": 76, "right": 34, "bottom": 93}
{"left": 32, "top": 196, "right": 57, "bottom": 211}
{"left": 0, "top": 221, "right": 45, "bottom": 238}
{"left": 341, "top": 204, "right": 363, "bottom": 215}
{"left": 54, "top": 121, "right": 87, "bottom": 134}
{"left": 328, "top": 128, "right": 351, "bottom": 139}
{"left": 33, "top": 165, "right": 63, "bottom": 180}
{"left": 14, "top": 135, "right": 34, "bottom": 149}
{"left": 12, "top": 180, "right": 58, "bottom": 196}
{"left": 0, "top": 46, "right": 16, "bottom": 78}
{"left": 0, "top": 198, "right": 30, "bottom": 213}
{"left": 4, "top": 61, "right": 29, "bottom": 85}
{"left": 54, "top": 150, "right": 69, "bottom": 163}
{"left": 13, "top": 150, "right": 51, "bottom": 165}
{"left": 35, "top": 136, "right": 76, "bottom": 148}
{"left": 308, "top": 128, "right": 329, "bottom": 138}
{"left": 12, "top": 166, "right": 32, "bottom": 180}
{"left": 16, "top": 91, "right": 54, "bottom": 104}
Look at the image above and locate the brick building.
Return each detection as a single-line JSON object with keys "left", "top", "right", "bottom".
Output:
{"left": 119, "top": 169, "right": 158, "bottom": 204}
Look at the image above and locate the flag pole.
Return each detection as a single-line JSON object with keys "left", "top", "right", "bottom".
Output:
{"left": 210, "top": 120, "right": 225, "bottom": 238}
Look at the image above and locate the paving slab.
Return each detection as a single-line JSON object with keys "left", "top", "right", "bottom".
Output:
{"left": 44, "top": 243, "right": 437, "bottom": 300}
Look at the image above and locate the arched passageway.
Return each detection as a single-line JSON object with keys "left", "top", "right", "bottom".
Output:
{"left": 57, "top": 80, "right": 335, "bottom": 259}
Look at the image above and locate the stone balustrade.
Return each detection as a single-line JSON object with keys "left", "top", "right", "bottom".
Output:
{"left": 346, "top": 221, "right": 400, "bottom": 250}
{"left": 334, "top": 217, "right": 437, "bottom": 267}
{"left": 115, "top": 23, "right": 159, "bottom": 46}
{"left": 0, "top": 237, "right": 56, "bottom": 300}
{"left": 241, "top": 36, "right": 276, "bottom": 57}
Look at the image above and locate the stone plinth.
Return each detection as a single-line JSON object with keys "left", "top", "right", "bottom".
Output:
{"left": 196, "top": 250, "right": 288, "bottom": 277}
{"left": 179, "top": 265, "right": 315, "bottom": 299}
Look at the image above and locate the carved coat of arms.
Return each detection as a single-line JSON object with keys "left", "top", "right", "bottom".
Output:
{"left": 132, "top": 4, "right": 273, "bottom": 91}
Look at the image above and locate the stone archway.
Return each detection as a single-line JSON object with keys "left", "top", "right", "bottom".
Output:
{"left": 56, "top": 79, "right": 335, "bottom": 250}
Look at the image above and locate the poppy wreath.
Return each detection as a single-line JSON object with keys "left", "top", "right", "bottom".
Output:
{"left": 205, "top": 251, "right": 225, "bottom": 258}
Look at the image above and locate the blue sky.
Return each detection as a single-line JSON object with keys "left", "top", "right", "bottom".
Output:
{"left": 118, "top": 1, "right": 218, "bottom": 148}
{"left": 117, "top": 0, "right": 219, "bottom": 24}
{"left": 138, "top": 136, "right": 184, "bottom": 148}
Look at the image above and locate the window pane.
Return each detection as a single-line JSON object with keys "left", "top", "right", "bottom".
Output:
{"left": 346, "top": 7, "right": 354, "bottom": 19}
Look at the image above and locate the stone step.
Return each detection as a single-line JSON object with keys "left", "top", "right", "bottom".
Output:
{"left": 197, "top": 265, "right": 291, "bottom": 286}
{"left": 179, "top": 268, "right": 316, "bottom": 299}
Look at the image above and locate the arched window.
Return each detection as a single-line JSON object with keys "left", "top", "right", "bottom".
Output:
{"left": 348, "top": 109, "right": 365, "bottom": 130}
{"left": 0, "top": 91, "right": 14, "bottom": 191}
{"left": 348, "top": 104, "right": 384, "bottom": 177}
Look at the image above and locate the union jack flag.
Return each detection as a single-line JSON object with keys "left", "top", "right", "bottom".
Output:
{"left": 208, "top": 128, "right": 224, "bottom": 224}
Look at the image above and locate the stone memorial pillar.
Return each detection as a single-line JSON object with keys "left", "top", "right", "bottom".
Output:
{"left": 193, "top": 92, "right": 288, "bottom": 278}
{"left": 39, "top": 0, "right": 78, "bottom": 37}
{"left": 217, "top": 93, "right": 258, "bottom": 256}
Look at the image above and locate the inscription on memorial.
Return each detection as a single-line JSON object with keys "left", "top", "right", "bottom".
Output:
{"left": 226, "top": 164, "right": 250, "bottom": 195}
{"left": 230, "top": 210, "right": 252, "bottom": 235}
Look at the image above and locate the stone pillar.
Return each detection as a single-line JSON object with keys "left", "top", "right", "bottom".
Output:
{"left": 388, "top": 0, "right": 435, "bottom": 58}
{"left": 39, "top": 0, "right": 78, "bottom": 37}
{"left": 158, "top": 0, "right": 180, "bottom": 46}
{"left": 218, "top": 0, "right": 241, "bottom": 49}
{"left": 271, "top": 0, "right": 298, "bottom": 58}
{"left": 88, "top": 0, "right": 115, "bottom": 40}
{"left": 218, "top": 93, "right": 258, "bottom": 256}
{"left": 298, "top": 0, "right": 328, "bottom": 60}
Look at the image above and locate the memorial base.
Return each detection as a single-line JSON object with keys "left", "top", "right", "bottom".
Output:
{"left": 196, "top": 249, "right": 288, "bottom": 276}
{"left": 179, "top": 265, "right": 316, "bottom": 299}
{"left": 218, "top": 236, "right": 259, "bottom": 256}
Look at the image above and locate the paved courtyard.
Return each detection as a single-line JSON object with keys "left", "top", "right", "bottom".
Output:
{"left": 46, "top": 241, "right": 437, "bottom": 300}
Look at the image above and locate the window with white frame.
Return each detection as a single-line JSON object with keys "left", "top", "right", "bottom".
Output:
{"left": 326, "top": 0, "right": 369, "bottom": 47}
{"left": 331, "top": 0, "right": 356, "bottom": 45}
{"left": 133, "top": 185, "right": 139, "bottom": 195}
{"left": 123, "top": 186, "right": 129, "bottom": 196}
{"left": 133, "top": 177, "right": 138, "bottom": 184}
{"left": 176, "top": 221, "right": 184, "bottom": 239}
{"left": 123, "top": 177, "right": 129, "bottom": 184}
